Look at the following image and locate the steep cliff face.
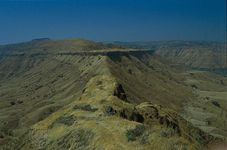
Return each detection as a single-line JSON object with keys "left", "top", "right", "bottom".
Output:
{"left": 0, "top": 40, "right": 226, "bottom": 149}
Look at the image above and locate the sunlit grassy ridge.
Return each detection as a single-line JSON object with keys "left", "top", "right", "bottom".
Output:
{"left": 0, "top": 38, "right": 126, "bottom": 55}
{"left": 6, "top": 74, "right": 218, "bottom": 150}
{"left": 0, "top": 39, "right": 226, "bottom": 149}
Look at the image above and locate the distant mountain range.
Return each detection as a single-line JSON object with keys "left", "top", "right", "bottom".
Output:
{"left": 0, "top": 38, "right": 124, "bottom": 55}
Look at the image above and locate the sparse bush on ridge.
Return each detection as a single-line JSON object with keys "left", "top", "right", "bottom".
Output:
{"left": 212, "top": 101, "right": 221, "bottom": 108}
{"left": 104, "top": 105, "right": 117, "bottom": 115}
{"left": 160, "top": 128, "right": 176, "bottom": 138}
{"left": 10, "top": 101, "right": 15, "bottom": 105}
{"left": 191, "top": 84, "right": 198, "bottom": 89}
{"left": 126, "top": 124, "right": 145, "bottom": 141}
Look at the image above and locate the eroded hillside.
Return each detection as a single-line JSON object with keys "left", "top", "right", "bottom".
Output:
{"left": 0, "top": 39, "right": 226, "bottom": 150}
{"left": 112, "top": 41, "right": 227, "bottom": 70}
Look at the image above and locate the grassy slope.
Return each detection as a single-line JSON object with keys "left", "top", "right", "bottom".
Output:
{"left": 0, "top": 40, "right": 226, "bottom": 149}
{"left": 11, "top": 74, "right": 217, "bottom": 150}
{"left": 181, "top": 71, "right": 227, "bottom": 138}
{"left": 107, "top": 52, "right": 195, "bottom": 111}
{"left": 0, "top": 54, "right": 108, "bottom": 143}
{"left": 106, "top": 52, "right": 227, "bottom": 139}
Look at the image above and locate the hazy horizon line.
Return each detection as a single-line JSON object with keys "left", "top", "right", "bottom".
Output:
{"left": 0, "top": 37, "right": 226, "bottom": 46}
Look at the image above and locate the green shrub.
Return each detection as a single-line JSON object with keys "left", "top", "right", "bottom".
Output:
{"left": 160, "top": 128, "right": 176, "bottom": 138}
{"left": 139, "top": 133, "right": 149, "bottom": 144}
{"left": 104, "top": 106, "right": 116, "bottom": 115}
{"left": 212, "top": 101, "right": 220, "bottom": 108}
{"left": 126, "top": 124, "right": 145, "bottom": 141}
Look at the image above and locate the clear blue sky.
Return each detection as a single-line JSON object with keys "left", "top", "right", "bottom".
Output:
{"left": 0, "top": 0, "right": 226, "bottom": 44}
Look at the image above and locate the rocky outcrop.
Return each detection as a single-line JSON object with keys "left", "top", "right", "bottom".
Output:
{"left": 106, "top": 83, "right": 217, "bottom": 147}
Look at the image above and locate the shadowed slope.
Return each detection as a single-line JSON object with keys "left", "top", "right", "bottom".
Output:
{"left": 106, "top": 51, "right": 195, "bottom": 111}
